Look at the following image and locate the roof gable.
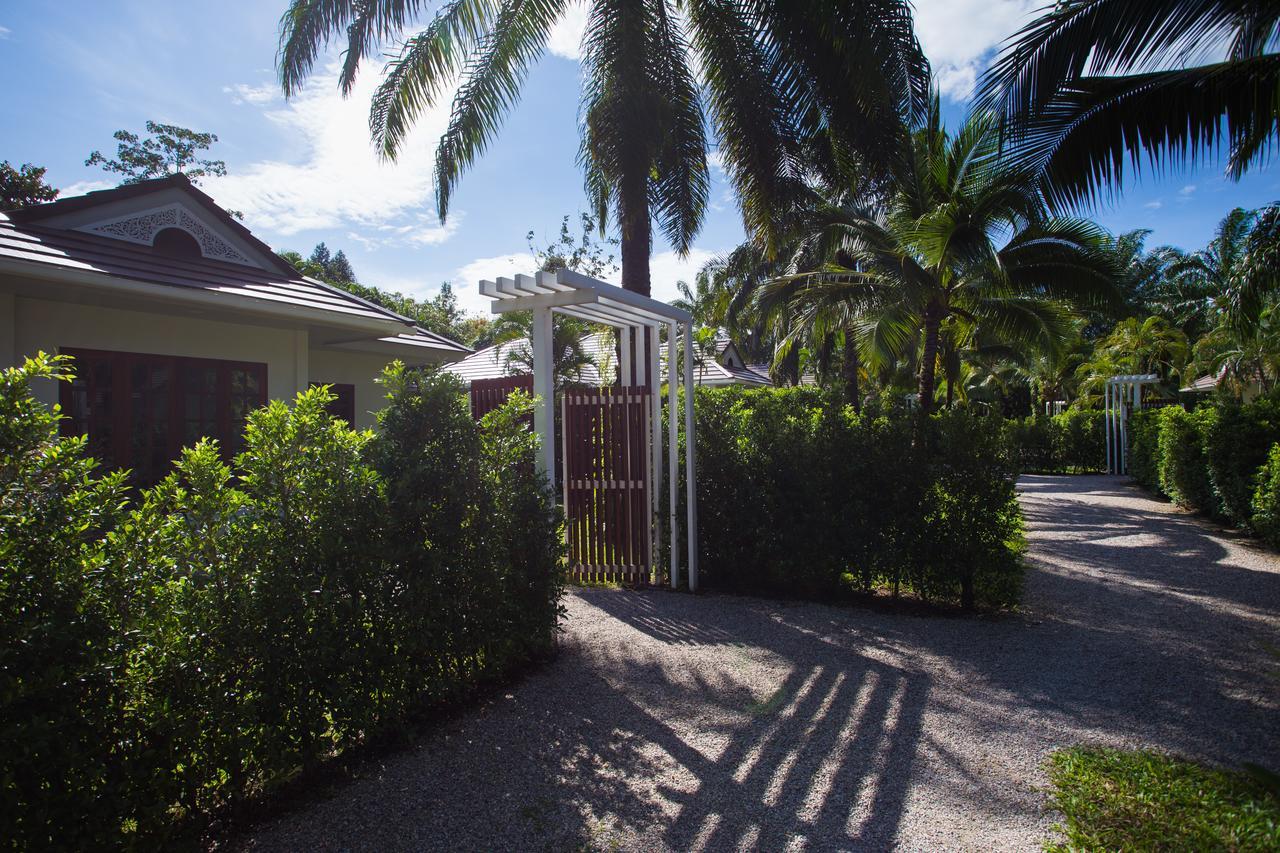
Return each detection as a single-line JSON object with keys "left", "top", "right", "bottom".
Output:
{"left": 7, "top": 174, "right": 297, "bottom": 276}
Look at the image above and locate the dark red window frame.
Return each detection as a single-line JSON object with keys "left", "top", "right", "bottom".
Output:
{"left": 310, "top": 381, "right": 356, "bottom": 426}
{"left": 60, "top": 347, "right": 267, "bottom": 485}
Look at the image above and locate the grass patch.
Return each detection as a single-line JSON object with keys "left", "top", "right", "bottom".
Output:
{"left": 1045, "top": 747, "right": 1280, "bottom": 851}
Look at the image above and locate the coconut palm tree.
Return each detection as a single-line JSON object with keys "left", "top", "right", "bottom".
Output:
{"left": 276, "top": 0, "right": 929, "bottom": 296}
{"left": 1073, "top": 315, "right": 1189, "bottom": 406}
{"left": 978, "top": 1, "right": 1280, "bottom": 209}
{"left": 489, "top": 311, "right": 601, "bottom": 388}
{"left": 746, "top": 99, "right": 1119, "bottom": 414}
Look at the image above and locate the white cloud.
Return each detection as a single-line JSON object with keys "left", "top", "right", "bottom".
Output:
{"left": 1144, "top": 200, "right": 1163, "bottom": 210}
{"left": 205, "top": 61, "right": 457, "bottom": 243}
{"left": 1180, "top": 184, "right": 1197, "bottom": 195}
{"left": 648, "top": 248, "right": 718, "bottom": 303}
{"left": 451, "top": 252, "right": 539, "bottom": 314}
{"left": 0, "top": 25, "right": 11, "bottom": 40}
{"left": 61, "top": 179, "right": 115, "bottom": 196}
{"left": 548, "top": 3, "right": 588, "bottom": 60}
{"left": 913, "top": 0, "right": 1039, "bottom": 100}
{"left": 222, "top": 82, "right": 277, "bottom": 106}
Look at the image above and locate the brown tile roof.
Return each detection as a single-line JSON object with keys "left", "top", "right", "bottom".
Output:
{"left": 5, "top": 173, "right": 300, "bottom": 277}
{"left": 0, "top": 216, "right": 469, "bottom": 353}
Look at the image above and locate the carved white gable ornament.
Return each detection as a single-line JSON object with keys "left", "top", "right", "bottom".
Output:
{"left": 75, "top": 203, "right": 256, "bottom": 267}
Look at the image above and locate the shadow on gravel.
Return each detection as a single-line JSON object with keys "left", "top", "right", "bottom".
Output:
{"left": 236, "top": 475, "right": 1280, "bottom": 852}
{"left": 577, "top": 589, "right": 931, "bottom": 851}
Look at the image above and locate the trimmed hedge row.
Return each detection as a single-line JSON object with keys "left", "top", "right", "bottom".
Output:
{"left": 1129, "top": 397, "right": 1280, "bottom": 545}
{"left": 1004, "top": 411, "right": 1106, "bottom": 473}
{"left": 1, "top": 355, "right": 563, "bottom": 849}
{"left": 689, "top": 387, "right": 1024, "bottom": 610}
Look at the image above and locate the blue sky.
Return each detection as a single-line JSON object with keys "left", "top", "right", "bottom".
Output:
{"left": 3, "top": 1, "right": 1278, "bottom": 318}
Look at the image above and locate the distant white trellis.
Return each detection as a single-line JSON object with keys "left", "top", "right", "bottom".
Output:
{"left": 1105, "top": 374, "right": 1159, "bottom": 474}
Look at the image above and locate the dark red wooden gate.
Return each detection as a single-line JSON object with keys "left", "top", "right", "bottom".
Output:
{"left": 469, "top": 374, "right": 534, "bottom": 420}
{"left": 562, "top": 385, "right": 652, "bottom": 584}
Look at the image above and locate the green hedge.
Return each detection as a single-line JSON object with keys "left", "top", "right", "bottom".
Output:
{"left": 1004, "top": 410, "right": 1106, "bottom": 473}
{"left": 1156, "top": 406, "right": 1219, "bottom": 513}
{"left": 1128, "top": 409, "right": 1160, "bottom": 491}
{"left": 1251, "top": 444, "right": 1280, "bottom": 547}
{"left": 1127, "top": 397, "right": 1280, "bottom": 537}
{"left": 1, "top": 355, "right": 563, "bottom": 849}
{"left": 688, "top": 387, "right": 1023, "bottom": 610}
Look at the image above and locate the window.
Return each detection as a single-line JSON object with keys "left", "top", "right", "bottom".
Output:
{"left": 61, "top": 348, "right": 267, "bottom": 485}
{"left": 310, "top": 382, "right": 356, "bottom": 426}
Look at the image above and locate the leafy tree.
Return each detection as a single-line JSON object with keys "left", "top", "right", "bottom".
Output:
{"left": 85, "top": 121, "right": 229, "bottom": 185}
{"left": 0, "top": 161, "right": 59, "bottom": 210}
{"left": 527, "top": 213, "right": 618, "bottom": 280}
{"left": 276, "top": 0, "right": 930, "bottom": 296}
{"left": 978, "top": 1, "right": 1280, "bottom": 208}
{"left": 278, "top": 247, "right": 488, "bottom": 346}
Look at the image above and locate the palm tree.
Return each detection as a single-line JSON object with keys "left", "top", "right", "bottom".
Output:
{"left": 747, "top": 99, "right": 1118, "bottom": 414}
{"left": 276, "top": 0, "right": 929, "bottom": 296}
{"left": 1074, "top": 315, "right": 1189, "bottom": 406}
{"left": 489, "top": 311, "right": 601, "bottom": 389}
{"left": 978, "top": 1, "right": 1280, "bottom": 209}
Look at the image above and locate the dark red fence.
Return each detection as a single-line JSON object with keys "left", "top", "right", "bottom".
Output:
{"left": 562, "top": 386, "right": 653, "bottom": 585}
{"left": 469, "top": 374, "right": 534, "bottom": 420}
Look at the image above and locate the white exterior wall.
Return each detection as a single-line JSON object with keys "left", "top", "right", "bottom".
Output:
{"left": 11, "top": 295, "right": 305, "bottom": 408}
{"left": 5, "top": 296, "right": 398, "bottom": 429}
{"left": 308, "top": 349, "right": 400, "bottom": 430}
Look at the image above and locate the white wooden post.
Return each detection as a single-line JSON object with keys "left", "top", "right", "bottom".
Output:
{"left": 1105, "top": 381, "right": 1112, "bottom": 474}
{"left": 620, "top": 326, "right": 633, "bottom": 387}
{"left": 683, "top": 321, "right": 699, "bottom": 592}
{"left": 1121, "top": 382, "right": 1130, "bottom": 474}
{"left": 648, "top": 324, "right": 661, "bottom": 584}
{"left": 531, "top": 306, "right": 555, "bottom": 485}
{"left": 667, "top": 321, "right": 680, "bottom": 590}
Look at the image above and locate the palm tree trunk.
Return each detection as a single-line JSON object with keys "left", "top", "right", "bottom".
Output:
{"left": 843, "top": 333, "right": 861, "bottom": 413}
{"left": 618, "top": 171, "right": 652, "bottom": 296}
{"left": 918, "top": 308, "right": 942, "bottom": 415}
{"left": 946, "top": 375, "right": 954, "bottom": 408}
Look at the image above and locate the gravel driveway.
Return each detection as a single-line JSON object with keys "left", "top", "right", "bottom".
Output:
{"left": 233, "top": 475, "right": 1280, "bottom": 851}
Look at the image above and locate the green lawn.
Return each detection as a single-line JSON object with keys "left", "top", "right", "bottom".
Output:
{"left": 1045, "top": 747, "right": 1280, "bottom": 851}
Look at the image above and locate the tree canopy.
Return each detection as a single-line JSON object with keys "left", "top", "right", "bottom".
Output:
{"left": 86, "top": 121, "right": 228, "bottom": 185}
{"left": 0, "top": 161, "right": 59, "bottom": 211}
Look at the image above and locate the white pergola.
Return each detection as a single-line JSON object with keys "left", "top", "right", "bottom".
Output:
{"left": 1105, "top": 373, "right": 1159, "bottom": 475}
{"left": 479, "top": 268, "right": 700, "bottom": 591}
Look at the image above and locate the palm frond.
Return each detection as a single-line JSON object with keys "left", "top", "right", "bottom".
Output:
{"left": 1015, "top": 55, "right": 1280, "bottom": 208}
{"left": 428, "top": 0, "right": 566, "bottom": 218}
{"left": 367, "top": 0, "right": 506, "bottom": 160}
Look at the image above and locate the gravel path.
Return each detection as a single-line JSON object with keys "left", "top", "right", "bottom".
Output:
{"left": 233, "top": 475, "right": 1280, "bottom": 851}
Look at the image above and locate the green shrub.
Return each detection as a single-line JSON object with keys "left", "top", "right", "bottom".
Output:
{"left": 1004, "top": 415, "right": 1056, "bottom": 472}
{"left": 1003, "top": 411, "right": 1105, "bottom": 474}
{"left": 1128, "top": 409, "right": 1160, "bottom": 491}
{"left": 1251, "top": 443, "right": 1280, "bottom": 548}
{"left": 1, "top": 359, "right": 563, "bottom": 847}
{"left": 1157, "top": 406, "right": 1219, "bottom": 514}
{"left": 919, "top": 410, "right": 1024, "bottom": 609}
{"left": 0, "top": 354, "right": 131, "bottom": 849}
{"left": 690, "top": 387, "right": 1023, "bottom": 609}
{"left": 1204, "top": 398, "right": 1280, "bottom": 529}
{"left": 1053, "top": 410, "right": 1105, "bottom": 473}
